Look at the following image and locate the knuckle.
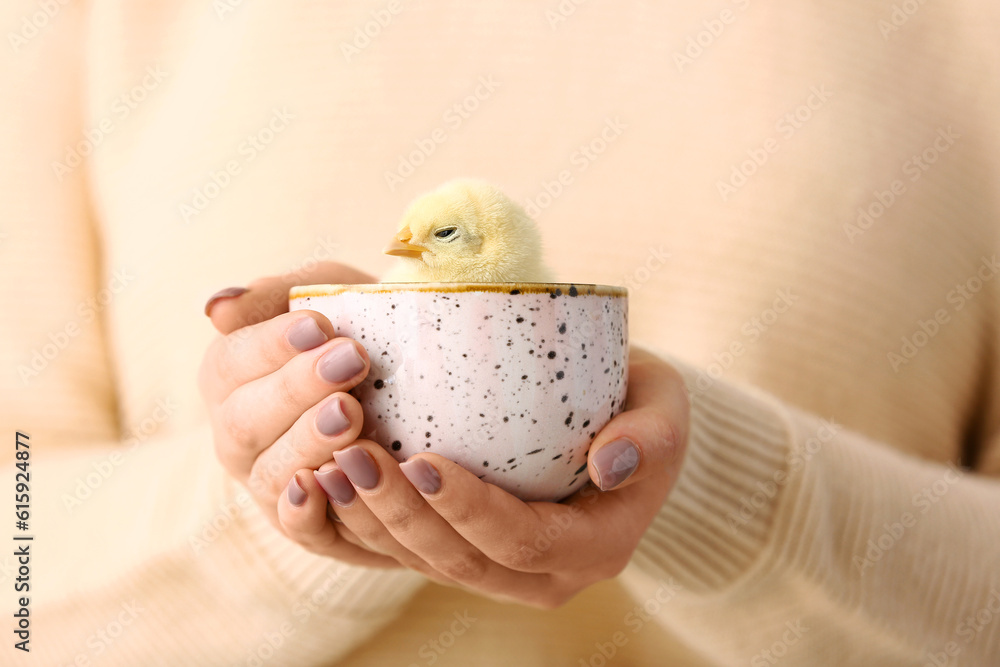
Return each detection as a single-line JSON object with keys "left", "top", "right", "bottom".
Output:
{"left": 234, "top": 316, "right": 291, "bottom": 370}
{"left": 289, "top": 528, "right": 339, "bottom": 556}
{"left": 261, "top": 321, "right": 298, "bottom": 364}
{"left": 245, "top": 466, "right": 273, "bottom": 499}
{"left": 271, "top": 372, "right": 302, "bottom": 413}
{"left": 377, "top": 505, "right": 417, "bottom": 534}
{"left": 248, "top": 451, "right": 291, "bottom": 500}
{"left": 658, "top": 400, "right": 683, "bottom": 444}
{"left": 656, "top": 413, "right": 685, "bottom": 466}
{"left": 435, "top": 552, "right": 489, "bottom": 582}
{"left": 215, "top": 335, "right": 247, "bottom": 384}
{"left": 355, "top": 531, "right": 395, "bottom": 556}
{"left": 444, "top": 502, "right": 480, "bottom": 527}
{"left": 200, "top": 341, "right": 233, "bottom": 400}
{"left": 344, "top": 518, "right": 386, "bottom": 546}
{"left": 503, "top": 540, "right": 545, "bottom": 571}
{"left": 219, "top": 397, "right": 255, "bottom": 450}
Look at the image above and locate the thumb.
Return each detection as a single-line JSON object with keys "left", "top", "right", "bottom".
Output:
{"left": 587, "top": 348, "right": 689, "bottom": 492}
{"left": 203, "top": 261, "right": 377, "bottom": 335}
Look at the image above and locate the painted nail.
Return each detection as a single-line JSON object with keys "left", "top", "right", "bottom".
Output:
{"left": 287, "top": 474, "right": 307, "bottom": 507}
{"left": 314, "top": 465, "right": 357, "bottom": 507}
{"left": 316, "top": 397, "right": 350, "bottom": 437}
{"left": 333, "top": 446, "right": 380, "bottom": 490}
{"left": 400, "top": 458, "right": 441, "bottom": 495}
{"left": 204, "top": 287, "right": 248, "bottom": 316}
{"left": 287, "top": 318, "right": 328, "bottom": 351}
{"left": 318, "top": 343, "right": 366, "bottom": 384}
{"left": 592, "top": 438, "right": 640, "bottom": 491}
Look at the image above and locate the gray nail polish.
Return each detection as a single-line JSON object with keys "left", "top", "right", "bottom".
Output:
{"left": 593, "top": 438, "right": 640, "bottom": 490}
{"left": 287, "top": 475, "right": 307, "bottom": 507}
{"left": 316, "top": 398, "right": 350, "bottom": 437}
{"left": 318, "top": 343, "right": 366, "bottom": 384}
{"left": 287, "top": 318, "right": 328, "bottom": 351}
{"left": 333, "top": 447, "right": 380, "bottom": 490}
{"left": 314, "top": 467, "right": 357, "bottom": 506}
{"left": 400, "top": 458, "right": 441, "bottom": 494}
{"left": 204, "top": 286, "right": 247, "bottom": 316}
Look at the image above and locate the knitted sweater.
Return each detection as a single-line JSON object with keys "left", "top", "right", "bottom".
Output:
{"left": 2, "top": 1, "right": 998, "bottom": 665}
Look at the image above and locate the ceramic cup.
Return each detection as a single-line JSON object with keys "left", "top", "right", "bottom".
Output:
{"left": 289, "top": 283, "right": 628, "bottom": 502}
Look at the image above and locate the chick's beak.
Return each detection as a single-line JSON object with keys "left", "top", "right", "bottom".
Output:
{"left": 384, "top": 226, "right": 428, "bottom": 259}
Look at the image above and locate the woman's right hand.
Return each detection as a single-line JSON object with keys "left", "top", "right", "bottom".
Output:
{"left": 198, "top": 262, "right": 403, "bottom": 568}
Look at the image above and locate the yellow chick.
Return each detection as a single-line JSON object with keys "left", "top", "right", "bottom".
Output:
{"left": 382, "top": 179, "right": 555, "bottom": 283}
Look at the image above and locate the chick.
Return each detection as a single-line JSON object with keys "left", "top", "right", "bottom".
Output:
{"left": 383, "top": 179, "right": 555, "bottom": 283}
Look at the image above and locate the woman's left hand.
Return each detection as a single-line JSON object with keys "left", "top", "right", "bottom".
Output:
{"left": 277, "top": 347, "right": 689, "bottom": 608}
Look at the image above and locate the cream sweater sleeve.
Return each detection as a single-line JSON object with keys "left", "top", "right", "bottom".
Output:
{"left": 7, "top": 432, "right": 425, "bottom": 666}
{"left": 0, "top": 4, "right": 424, "bottom": 665}
{"left": 622, "top": 356, "right": 1000, "bottom": 666}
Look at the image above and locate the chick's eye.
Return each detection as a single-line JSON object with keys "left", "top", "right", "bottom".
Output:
{"left": 434, "top": 227, "right": 457, "bottom": 240}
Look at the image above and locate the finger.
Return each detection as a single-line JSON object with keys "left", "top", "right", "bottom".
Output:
{"left": 400, "top": 451, "right": 647, "bottom": 578}
{"left": 328, "top": 514, "right": 372, "bottom": 551}
{"left": 205, "top": 262, "right": 376, "bottom": 335}
{"left": 587, "top": 347, "right": 689, "bottom": 492}
{"left": 328, "top": 505, "right": 407, "bottom": 559}
{"left": 311, "top": 458, "right": 450, "bottom": 583}
{"left": 219, "top": 338, "right": 370, "bottom": 475}
{"left": 400, "top": 446, "right": 614, "bottom": 596}
{"left": 243, "top": 392, "right": 364, "bottom": 500}
{"left": 199, "top": 310, "right": 338, "bottom": 404}
{"left": 334, "top": 443, "right": 556, "bottom": 602}
{"left": 277, "top": 470, "right": 401, "bottom": 568}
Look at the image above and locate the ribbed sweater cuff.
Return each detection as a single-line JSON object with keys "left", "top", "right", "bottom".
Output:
{"left": 209, "top": 470, "right": 426, "bottom": 621}
{"left": 632, "top": 357, "right": 794, "bottom": 594}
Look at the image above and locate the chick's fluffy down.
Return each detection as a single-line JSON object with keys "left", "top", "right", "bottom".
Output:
{"left": 383, "top": 179, "right": 554, "bottom": 283}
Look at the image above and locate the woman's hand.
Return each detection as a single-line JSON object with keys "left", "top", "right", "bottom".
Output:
{"left": 278, "top": 347, "right": 690, "bottom": 607}
{"left": 198, "top": 262, "right": 404, "bottom": 568}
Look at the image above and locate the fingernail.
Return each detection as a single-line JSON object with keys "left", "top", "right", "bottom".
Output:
{"left": 287, "top": 474, "right": 307, "bottom": 507}
{"left": 316, "top": 397, "right": 350, "bottom": 437}
{"left": 204, "top": 287, "right": 248, "bottom": 316}
{"left": 288, "top": 318, "right": 328, "bottom": 351}
{"left": 314, "top": 464, "right": 357, "bottom": 507}
{"left": 318, "top": 343, "right": 366, "bottom": 384}
{"left": 333, "top": 446, "right": 380, "bottom": 490}
{"left": 593, "top": 438, "right": 640, "bottom": 491}
{"left": 400, "top": 458, "right": 441, "bottom": 495}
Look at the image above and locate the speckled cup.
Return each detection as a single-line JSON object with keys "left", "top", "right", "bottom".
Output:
{"left": 289, "top": 283, "right": 628, "bottom": 502}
